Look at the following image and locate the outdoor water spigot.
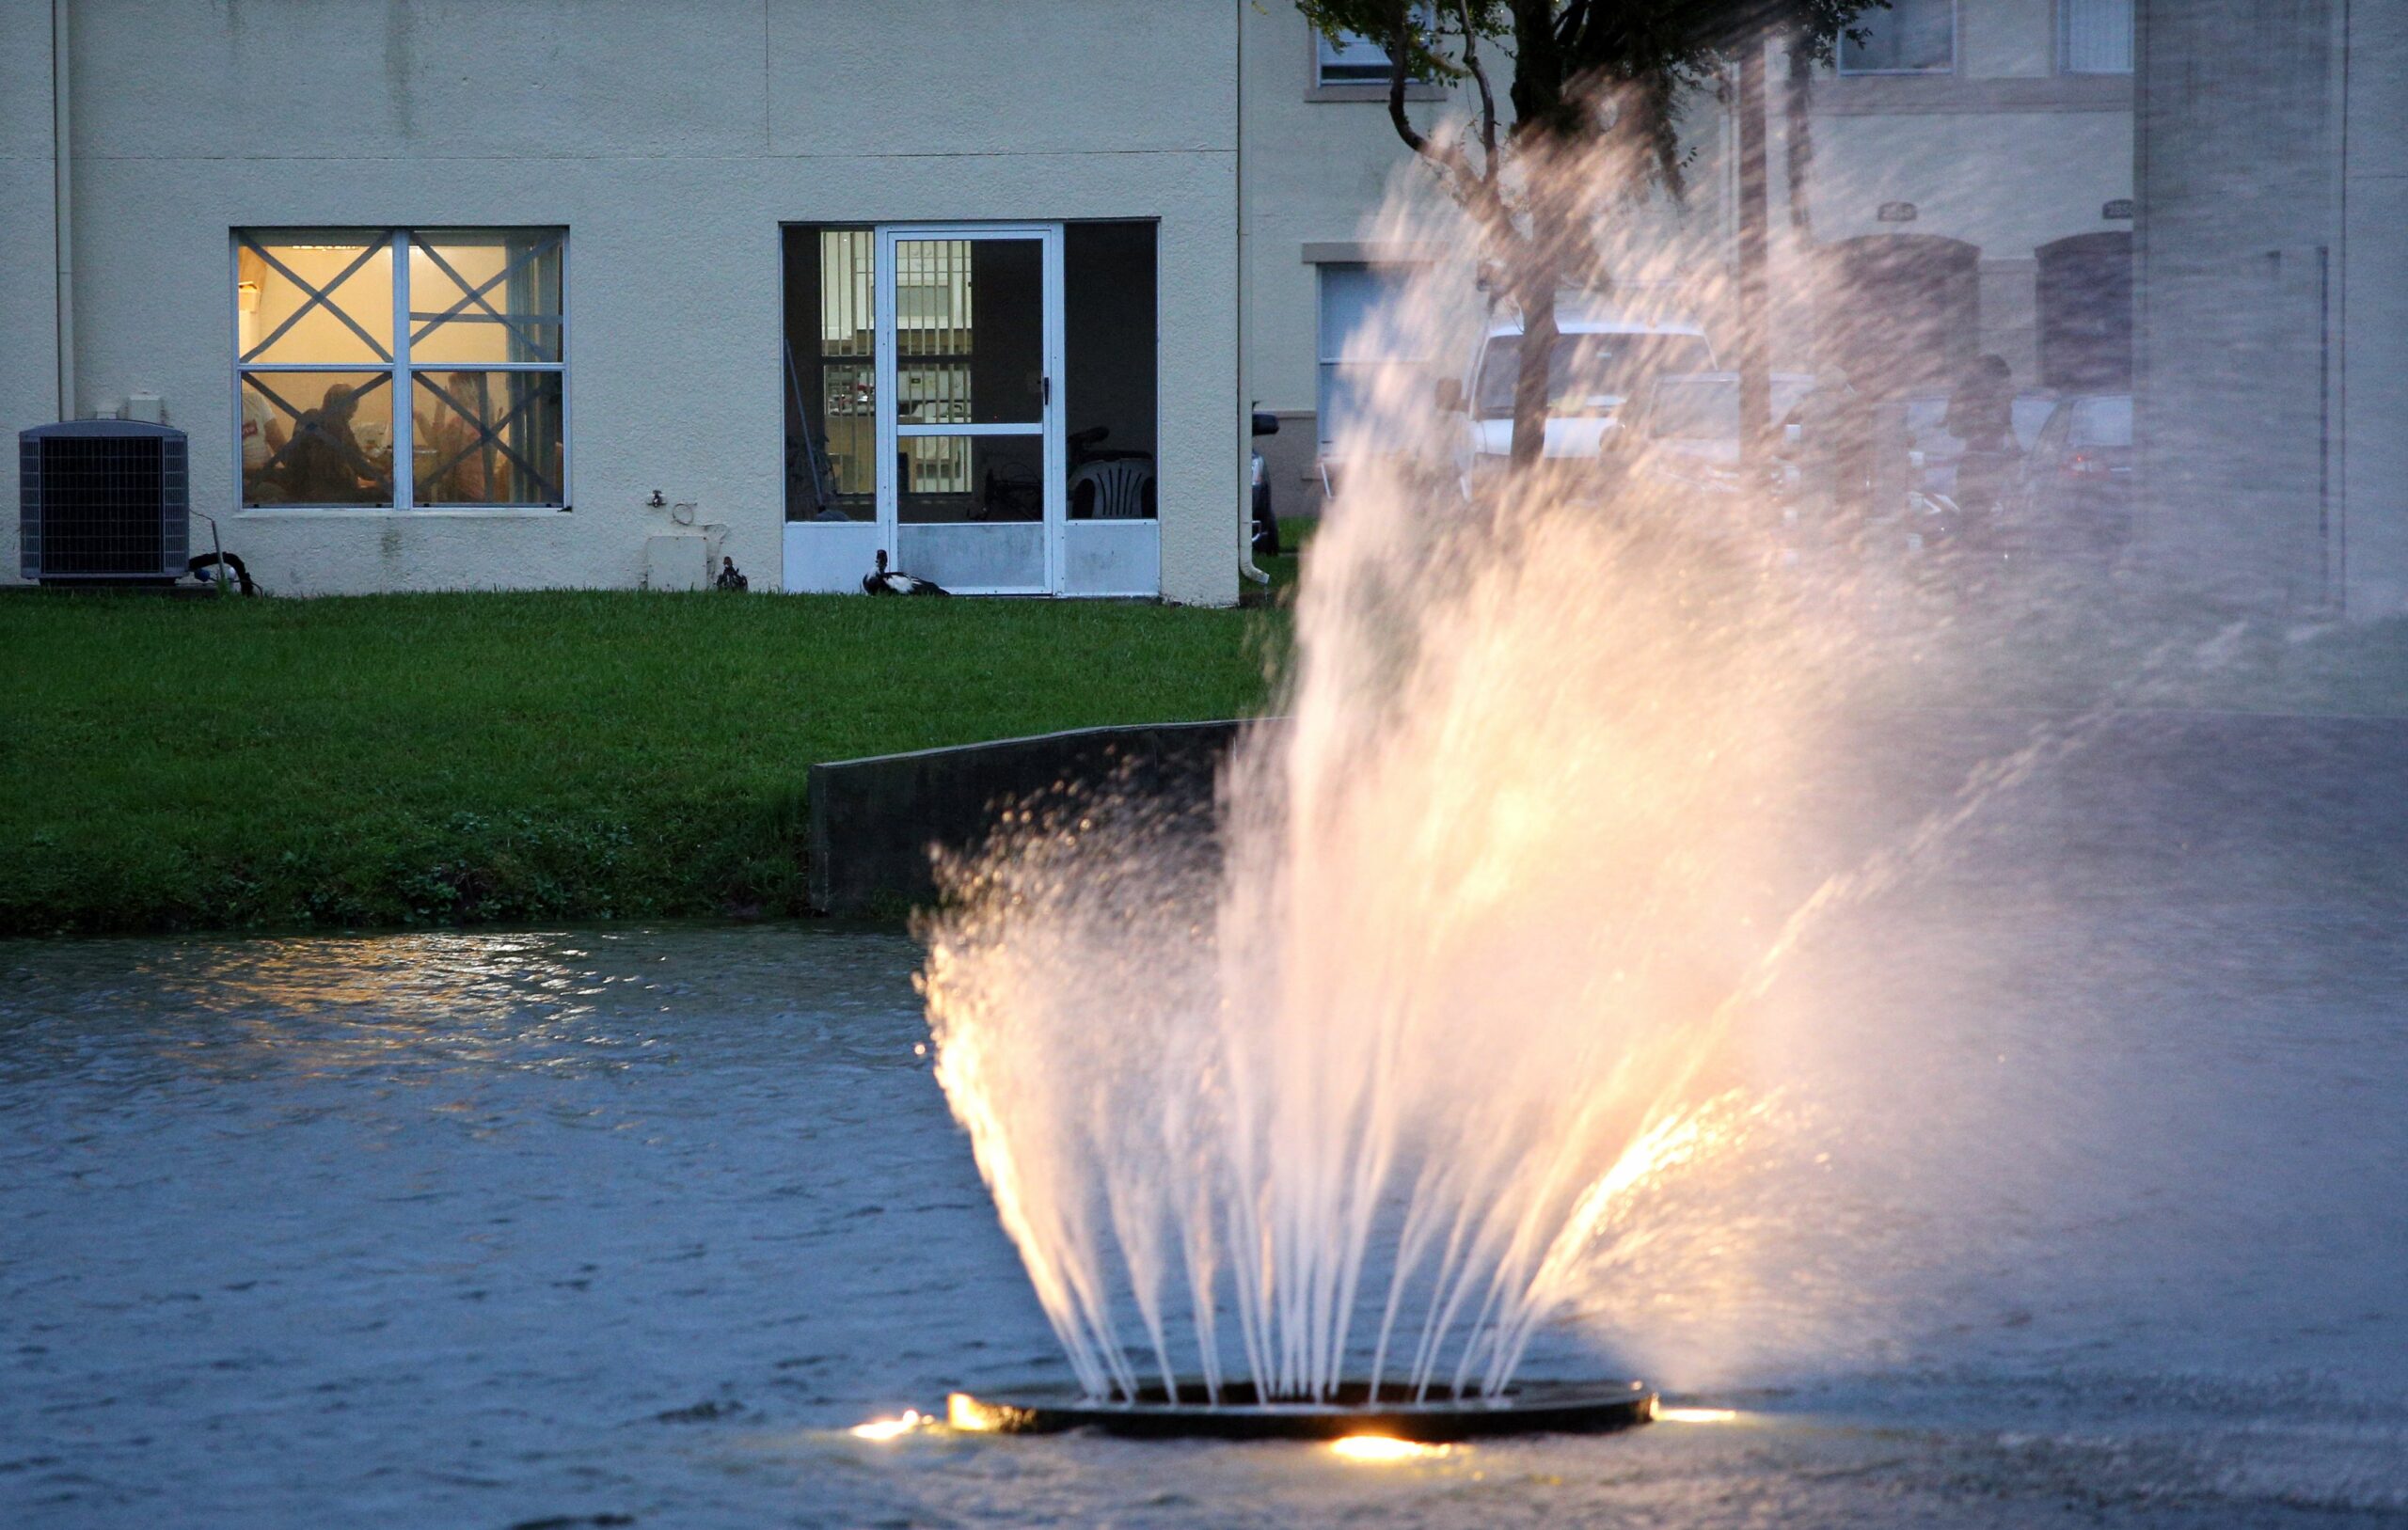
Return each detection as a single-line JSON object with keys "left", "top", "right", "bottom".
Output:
{"left": 646, "top": 489, "right": 666, "bottom": 509}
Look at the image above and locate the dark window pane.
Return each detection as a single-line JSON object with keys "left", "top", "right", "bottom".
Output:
{"left": 784, "top": 227, "right": 879, "bottom": 522}
{"left": 1067, "top": 222, "right": 1158, "bottom": 519}
{"left": 898, "top": 434, "right": 1042, "bottom": 524}
{"left": 895, "top": 238, "right": 1044, "bottom": 426}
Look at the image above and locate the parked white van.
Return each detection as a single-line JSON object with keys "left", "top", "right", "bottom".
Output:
{"left": 1628, "top": 370, "right": 1820, "bottom": 490}
{"left": 1435, "top": 308, "right": 1717, "bottom": 497}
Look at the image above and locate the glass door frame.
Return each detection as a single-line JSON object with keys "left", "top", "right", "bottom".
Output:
{"left": 874, "top": 223, "right": 1066, "bottom": 595}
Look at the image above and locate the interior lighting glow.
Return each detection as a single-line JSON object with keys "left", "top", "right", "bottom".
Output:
{"left": 1329, "top": 1435, "right": 1449, "bottom": 1462}
{"left": 848, "top": 1409, "right": 927, "bottom": 1442}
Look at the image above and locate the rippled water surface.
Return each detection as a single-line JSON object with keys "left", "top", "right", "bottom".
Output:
{"left": 4, "top": 917, "right": 2404, "bottom": 1528}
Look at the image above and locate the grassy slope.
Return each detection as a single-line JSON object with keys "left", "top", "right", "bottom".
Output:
{"left": 0, "top": 590, "right": 1283, "bottom": 936}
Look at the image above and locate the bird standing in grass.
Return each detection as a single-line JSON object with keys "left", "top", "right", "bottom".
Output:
{"left": 863, "top": 549, "right": 948, "bottom": 596}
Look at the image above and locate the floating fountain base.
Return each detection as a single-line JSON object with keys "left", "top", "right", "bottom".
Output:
{"left": 945, "top": 1379, "right": 1655, "bottom": 1443}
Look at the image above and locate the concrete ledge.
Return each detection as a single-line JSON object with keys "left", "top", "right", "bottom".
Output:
{"left": 1299, "top": 241, "right": 1454, "bottom": 266}
{"left": 806, "top": 720, "right": 1251, "bottom": 916}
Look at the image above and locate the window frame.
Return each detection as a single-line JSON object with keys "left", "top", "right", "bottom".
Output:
{"left": 2056, "top": 0, "right": 2135, "bottom": 75}
{"left": 1835, "top": 0, "right": 1959, "bottom": 77}
{"left": 231, "top": 227, "right": 571, "bottom": 513}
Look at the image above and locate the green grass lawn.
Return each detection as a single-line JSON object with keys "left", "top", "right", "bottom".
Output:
{"left": 8, "top": 521, "right": 2398, "bottom": 939}
{"left": 0, "top": 590, "right": 1284, "bottom": 937}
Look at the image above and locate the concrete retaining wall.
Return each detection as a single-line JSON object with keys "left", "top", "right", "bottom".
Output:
{"left": 806, "top": 720, "right": 1250, "bottom": 916}
{"left": 806, "top": 709, "right": 2407, "bottom": 919}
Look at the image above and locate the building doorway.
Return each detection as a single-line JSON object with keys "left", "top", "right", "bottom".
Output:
{"left": 2036, "top": 231, "right": 2133, "bottom": 392}
{"left": 1817, "top": 233, "right": 1981, "bottom": 401}
{"left": 782, "top": 221, "right": 1157, "bottom": 595}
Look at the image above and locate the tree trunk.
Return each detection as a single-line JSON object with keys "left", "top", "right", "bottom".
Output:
{"left": 1735, "top": 39, "right": 1773, "bottom": 469}
{"left": 1509, "top": 262, "right": 1560, "bottom": 476}
{"left": 1785, "top": 35, "right": 1817, "bottom": 238}
{"left": 1503, "top": 0, "right": 1569, "bottom": 480}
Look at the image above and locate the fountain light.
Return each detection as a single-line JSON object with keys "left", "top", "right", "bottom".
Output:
{"left": 848, "top": 1409, "right": 927, "bottom": 1442}
{"left": 1329, "top": 1435, "right": 1448, "bottom": 1463}
{"left": 939, "top": 1380, "right": 1652, "bottom": 1442}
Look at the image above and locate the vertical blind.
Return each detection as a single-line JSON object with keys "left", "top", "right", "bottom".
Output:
{"left": 1317, "top": 263, "right": 1427, "bottom": 452}
{"left": 2061, "top": 0, "right": 2134, "bottom": 73}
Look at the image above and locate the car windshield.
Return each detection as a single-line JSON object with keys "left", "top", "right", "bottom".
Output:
{"left": 1473, "top": 332, "right": 1713, "bottom": 419}
{"left": 2011, "top": 394, "right": 2059, "bottom": 451}
{"left": 1647, "top": 375, "right": 1814, "bottom": 440}
{"left": 2068, "top": 395, "right": 2133, "bottom": 448}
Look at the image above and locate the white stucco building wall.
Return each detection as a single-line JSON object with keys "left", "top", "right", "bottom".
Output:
{"left": 2337, "top": 0, "right": 2408, "bottom": 619}
{"left": 3, "top": 0, "right": 1242, "bottom": 606}
{"left": 2133, "top": 0, "right": 2405, "bottom": 619}
{"left": 0, "top": 8, "right": 59, "bottom": 513}
{"left": 1766, "top": 1, "right": 2135, "bottom": 389}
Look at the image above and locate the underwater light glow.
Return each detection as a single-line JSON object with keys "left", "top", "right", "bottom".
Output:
{"left": 848, "top": 1409, "right": 927, "bottom": 1442}
{"left": 1656, "top": 1407, "right": 1740, "bottom": 1424}
{"left": 1329, "top": 1435, "right": 1449, "bottom": 1462}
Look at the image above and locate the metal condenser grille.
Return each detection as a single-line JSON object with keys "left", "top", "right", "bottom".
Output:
{"left": 20, "top": 426, "right": 188, "bottom": 579}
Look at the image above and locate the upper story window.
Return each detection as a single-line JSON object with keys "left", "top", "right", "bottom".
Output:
{"left": 1314, "top": 4, "right": 1434, "bottom": 87}
{"left": 1837, "top": 0, "right": 1956, "bottom": 75}
{"left": 235, "top": 228, "right": 567, "bottom": 510}
{"left": 2060, "top": 0, "right": 2134, "bottom": 73}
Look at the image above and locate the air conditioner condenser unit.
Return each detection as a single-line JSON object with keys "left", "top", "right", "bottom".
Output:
{"left": 18, "top": 420, "right": 189, "bottom": 584}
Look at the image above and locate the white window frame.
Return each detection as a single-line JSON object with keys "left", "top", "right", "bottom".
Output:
{"left": 231, "top": 227, "right": 570, "bottom": 512}
{"left": 2056, "top": 0, "right": 2134, "bottom": 75}
{"left": 1835, "top": 0, "right": 1959, "bottom": 76}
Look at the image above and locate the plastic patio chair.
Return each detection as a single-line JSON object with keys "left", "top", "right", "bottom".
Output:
{"left": 1071, "top": 459, "right": 1154, "bottom": 519}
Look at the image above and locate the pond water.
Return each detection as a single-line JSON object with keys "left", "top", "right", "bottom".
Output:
{"left": 3, "top": 916, "right": 2404, "bottom": 1528}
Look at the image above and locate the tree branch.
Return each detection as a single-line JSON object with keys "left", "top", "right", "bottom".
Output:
{"left": 1386, "top": 5, "right": 1437, "bottom": 158}
{"left": 1388, "top": 1, "right": 1514, "bottom": 245}
{"left": 1453, "top": 0, "right": 1500, "bottom": 187}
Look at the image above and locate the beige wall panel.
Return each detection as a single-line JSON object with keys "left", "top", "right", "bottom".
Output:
{"left": 1802, "top": 110, "right": 2131, "bottom": 254}
{"left": 768, "top": 0, "right": 1231, "bottom": 158}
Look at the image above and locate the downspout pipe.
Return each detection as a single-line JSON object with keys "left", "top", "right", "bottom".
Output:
{"left": 53, "top": 0, "right": 74, "bottom": 421}
{"left": 1237, "top": 0, "right": 1270, "bottom": 589}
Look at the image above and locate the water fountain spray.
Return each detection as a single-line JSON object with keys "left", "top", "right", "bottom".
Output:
{"left": 919, "top": 78, "right": 1957, "bottom": 1441}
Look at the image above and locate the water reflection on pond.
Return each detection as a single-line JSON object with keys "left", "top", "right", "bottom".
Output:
{"left": 0, "top": 925, "right": 1062, "bottom": 1528}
